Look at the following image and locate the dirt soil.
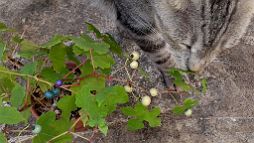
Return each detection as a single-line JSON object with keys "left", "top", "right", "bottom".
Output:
{"left": 1, "top": 0, "right": 254, "bottom": 143}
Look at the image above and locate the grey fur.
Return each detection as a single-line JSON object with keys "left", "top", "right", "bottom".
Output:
{"left": 91, "top": 0, "right": 254, "bottom": 72}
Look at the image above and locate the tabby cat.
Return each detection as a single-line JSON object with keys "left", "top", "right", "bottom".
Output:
{"left": 91, "top": 0, "right": 254, "bottom": 73}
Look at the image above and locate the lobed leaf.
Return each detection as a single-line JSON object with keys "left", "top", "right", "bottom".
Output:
{"left": 0, "top": 107, "right": 24, "bottom": 124}
{"left": 10, "top": 83, "right": 26, "bottom": 108}
{"left": 57, "top": 95, "right": 77, "bottom": 119}
{"left": 49, "top": 44, "right": 67, "bottom": 73}
{"left": 42, "top": 35, "right": 65, "bottom": 49}
{"left": 20, "top": 62, "right": 38, "bottom": 75}
{"left": 33, "top": 112, "right": 72, "bottom": 143}
{"left": 121, "top": 103, "right": 161, "bottom": 131}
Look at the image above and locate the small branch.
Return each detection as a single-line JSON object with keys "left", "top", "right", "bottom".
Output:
{"left": 0, "top": 69, "right": 53, "bottom": 86}
{"left": 17, "top": 124, "right": 30, "bottom": 143}
{"left": 89, "top": 48, "right": 95, "bottom": 71}
{"left": 47, "top": 131, "right": 69, "bottom": 143}
{"left": 70, "top": 117, "right": 81, "bottom": 130}
{"left": 69, "top": 132, "right": 90, "bottom": 142}
{"left": 124, "top": 59, "right": 132, "bottom": 82}
{"left": 63, "top": 60, "right": 86, "bottom": 79}
{"left": 12, "top": 27, "right": 27, "bottom": 57}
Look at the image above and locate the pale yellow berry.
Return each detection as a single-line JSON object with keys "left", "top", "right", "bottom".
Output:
{"left": 130, "top": 61, "right": 139, "bottom": 69}
{"left": 124, "top": 85, "right": 133, "bottom": 93}
{"left": 149, "top": 88, "right": 158, "bottom": 97}
{"left": 130, "top": 51, "right": 140, "bottom": 61}
{"left": 184, "top": 109, "right": 192, "bottom": 117}
{"left": 141, "top": 96, "right": 151, "bottom": 106}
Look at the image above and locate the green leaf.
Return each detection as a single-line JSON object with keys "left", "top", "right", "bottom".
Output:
{"left": 40, "top": 68, "right": 62, "bottom": 83}
{"left": 57, "top": 95, "right": 77, "bottom": 119}
{"left": 121, "top": 103, "right": 161, "bottom": 131}
{"left": 98, "top": 119, "right": 108, "bottom": 136}
{"left": 20, "top": 62, "right": 38, "bottom": 75}
{"left": 102, "top": 34, "right": 122, "bottom": 55}
{"left": 201, "top": 79, "right": 207, "bottom": 94}
{"left": 12, "top": 35, "right": 23, "bottom": 43}
{"left": 93, "top": 54, "right": 114, "bottom": 69}
{"left": 127, "top": 119, "right": 144, "bottom": 131}
{"left": 85, "top": 22, "right": 122, "bottom": 55}
{"left": 168, "top": 68, "right": 193, "bottom": 92}
{"left": 49, "top": 44, "right": 66, "bottom": 73}
{"left": 0, "top": 42, "right": 5, "bottom": 60}
{"left": 73, "top": 77, "right": 120, "bottom": 135}
{"left": 74, "top": 77, "right": 106, "bottom": 118}
{"left": 0, "top": 77, "right": 15, "bottom": 94}
{"left": 70, "top": 36, "right": 89, "bottom": 51}
{"left": 0, "top": 22, "right": 8, "bottom": 32}
{"left": 96, "top": 86, "right": 128, "bottom": 113}
{"left": 85, "top": 22, "right": 102, "bottom": 38}
{"left": 172, "top": 98, "right": 198, "bottom": 115}
{"left": 33, "top": 112, "right": 72, "bottom": 143}
{"left": 0, "top": 132, "right": 7, "bottom": 143}
{"left": 10, "top": 83, "right": 26, "bottom": 108}
{"left": 80, "top": 61, "right": 93, "bottom": 76}
{"left": 0, "top": 107, "right": 24, "bottom": 124}
{"left": 20, "top": 40, "right": 40, "bottom": 58}
{"left": 20, "top": 108, "right": 31, "bottom": 123}
{"left": 71, "top": 35, "right": 110, "bottom": 55}
{"left": 183, "top": 98, "right": 198, "bottom": 109}
{"left": 42, "top": 35, "right": 65, "bottom": 48}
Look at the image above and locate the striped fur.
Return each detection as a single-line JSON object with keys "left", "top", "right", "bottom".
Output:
{"left": 91, "top": 0, "right": 254, "bottom": 72}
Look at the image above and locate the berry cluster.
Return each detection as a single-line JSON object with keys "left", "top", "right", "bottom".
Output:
{"left": 44, "top": 80, "right": 63, "bottom": 99}
{"left": 125, "top": 51, "right": 159, "bottom": 107}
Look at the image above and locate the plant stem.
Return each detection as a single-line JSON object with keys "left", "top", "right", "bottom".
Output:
{"left": 63, "top": 60, "right": 86, "bottom": 79}
{"left": 0, "top": 69, "right": 53, "bottom": 86}
{"left": 89, "top": 48, "right": 95, "bottom": 71}
{"left": 47, "top": 131, "right": 69, "bottom": 143}
{"left": 69, "top": 132, "right": 90, "bottom": 142}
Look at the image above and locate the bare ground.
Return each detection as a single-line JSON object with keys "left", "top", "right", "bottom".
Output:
{"left": 1, "top": 0, "right": 254, "bottom": 142}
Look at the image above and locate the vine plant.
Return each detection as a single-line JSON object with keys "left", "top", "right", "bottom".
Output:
{"left": 0, "top": 22, "right": 206, "bottom": 143}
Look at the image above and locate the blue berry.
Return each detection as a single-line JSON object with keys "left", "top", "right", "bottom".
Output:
{"left": 52, "top": 88, "right": 60, "bottom": 96}
{"left": 44, "top": 91, "right": 54, "bottom": 99}
{"left": 32, "top": 124, "right": 42, "bottom": 134}
{"left": 55, "top": 80, "right": 63, "bottom": 87}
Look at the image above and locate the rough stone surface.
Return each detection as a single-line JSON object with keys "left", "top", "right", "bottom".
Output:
{"left": 1, "top": 0, "right": 254, "bottom": 142}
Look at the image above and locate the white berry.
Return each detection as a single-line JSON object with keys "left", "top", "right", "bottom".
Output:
{"left": 124, "top": 85, "right": 133, "bottom": 93}
{"left": 130, "top": 61, "right": 139, "bottom": 69}
{"left": 130, "top": 51, "right": 140, "bottom": 61}
{"left": 149, "top": 88, "right": 158, "bottom": 97}
{"left": 184, "top": 109, "right": 192, "bottom": 117}
{"left": 141, "top": 96, "right": 151, "bottom": 106}
{"left": 32, "top": 124, "right": 42, "bottom": 134}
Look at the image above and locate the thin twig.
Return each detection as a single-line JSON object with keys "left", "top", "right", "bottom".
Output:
{"left": 17, "top": 124, "right": 30, "bottom": 143}
{"left": 89, "top": 48, "right": 95, "bottom": 71}
{"left": 0, "top": 69, "right": 53, "bottom": 86}
{"left": 124, "top": 59, "right": 132, "bottom": 82}
{"left": 12, "top": 27, "right": 27, "bottom": 56}
{"left": 69, "top": 132, "right": 90, "bottom": 142}
{"left": 63, "top": 60, "right": 86, "bottom": 79}
{"left": 47, "top": 131, "right": 69, "bottom": 143}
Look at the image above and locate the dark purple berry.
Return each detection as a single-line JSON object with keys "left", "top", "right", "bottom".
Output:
{"left": 52, "top": 88, "right": 60, "bottom": 96}
{"left": 44, "top": 91, "right": 54, "bottom": 99}
{"left": 55, "top": 80, "right": 63, "bottom": 87}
